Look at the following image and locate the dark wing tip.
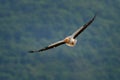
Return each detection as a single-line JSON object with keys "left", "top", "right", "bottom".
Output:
{"left": 92, "top": 13, "right": 97, "bottom": 21}
{"left": 28, "top": 50, "right": 40, "bottom": 53}
{"left": 93, "top": 13, "right": 97, "bottom": 20}
{"left": 28, "top": 47, "right": 48, "bottom": 53}
{"left": 84, "top": 13, "right": 96, "bottom": 27}
{"left": 28, "top": 51, "right": 35, "bottom": 53}
{"left": 28, "top": 48, "right": 48, "bottom": 53}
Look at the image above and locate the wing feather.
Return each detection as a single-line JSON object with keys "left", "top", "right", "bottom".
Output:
{"left": 28, "top": 40, "right": 65, "bottom": 53}
{"left": 72, "top": 14, "right": 96, "bottom": 39}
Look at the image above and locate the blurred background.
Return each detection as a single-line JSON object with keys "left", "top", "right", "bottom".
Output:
{"left": 0, "top": 0, "right": 120, "bottom": 80}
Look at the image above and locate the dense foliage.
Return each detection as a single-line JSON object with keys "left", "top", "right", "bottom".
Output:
{"left": 0, "top": 0, "right": 120, "bottom": 80}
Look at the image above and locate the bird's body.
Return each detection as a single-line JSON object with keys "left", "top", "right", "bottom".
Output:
{"left": 64, "top": 36, "right": 77, "bottom": 47}
{"left": 28, "top": 14, "right": 96, "bottom": 53}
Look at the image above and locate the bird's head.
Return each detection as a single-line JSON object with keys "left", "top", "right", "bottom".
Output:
{"left": 64, "top": 37, "right": 70, "bottom": 43}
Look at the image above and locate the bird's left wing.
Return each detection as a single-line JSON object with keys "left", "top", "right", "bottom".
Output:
{"left": 72, "top": 14, "right": 96, "bottom": 39}
{"left": 28, "top": 40, "right": 65, "bottom": 53}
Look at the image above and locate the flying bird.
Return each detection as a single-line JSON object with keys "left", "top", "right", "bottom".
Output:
{"left": 29, "top": 14, "right": 96, "bottom": 53}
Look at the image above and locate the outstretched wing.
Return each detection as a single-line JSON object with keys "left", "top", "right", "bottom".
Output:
{"left": 28, "top": 40, "right": 65, "bottom": 53}
{"left": 72, "top": 14, "right": 96, "bottom": 39}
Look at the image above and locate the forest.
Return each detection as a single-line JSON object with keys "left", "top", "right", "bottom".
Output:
{"left": 0, "top": 0, "right": 120, "bottom": 80}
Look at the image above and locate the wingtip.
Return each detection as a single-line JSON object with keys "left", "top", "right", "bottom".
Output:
{"left": 28, "top": 51, "right": 34, "bottom": 53}
{"left": 90, "top": 13, "right": 97, "bottom": 22}
{"left": 28, "top": 50, "right": 43, "bottom": 53}
{"left": 94, "top": 13, "right": 97, "bottom": 18}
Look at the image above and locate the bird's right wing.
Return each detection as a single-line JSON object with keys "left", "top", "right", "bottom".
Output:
{"left": 28, "top": 40, "right": 65, "bottom": 53}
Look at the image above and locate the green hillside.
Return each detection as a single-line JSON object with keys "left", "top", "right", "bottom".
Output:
{"left": 0, "top": 0, "right": 120, "bottom": 80}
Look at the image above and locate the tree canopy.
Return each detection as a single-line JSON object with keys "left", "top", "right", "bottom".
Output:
{"left": 0, "top": 0, "right": 120, "bottom": 80}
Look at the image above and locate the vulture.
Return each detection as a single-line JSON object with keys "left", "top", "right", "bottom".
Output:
{"left": 29, "top": 14, "right": 96, "bottom": 53}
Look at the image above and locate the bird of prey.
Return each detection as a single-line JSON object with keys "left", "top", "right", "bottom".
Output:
{"left": 29, "top": 14, "right": 96, "bottom": 53}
